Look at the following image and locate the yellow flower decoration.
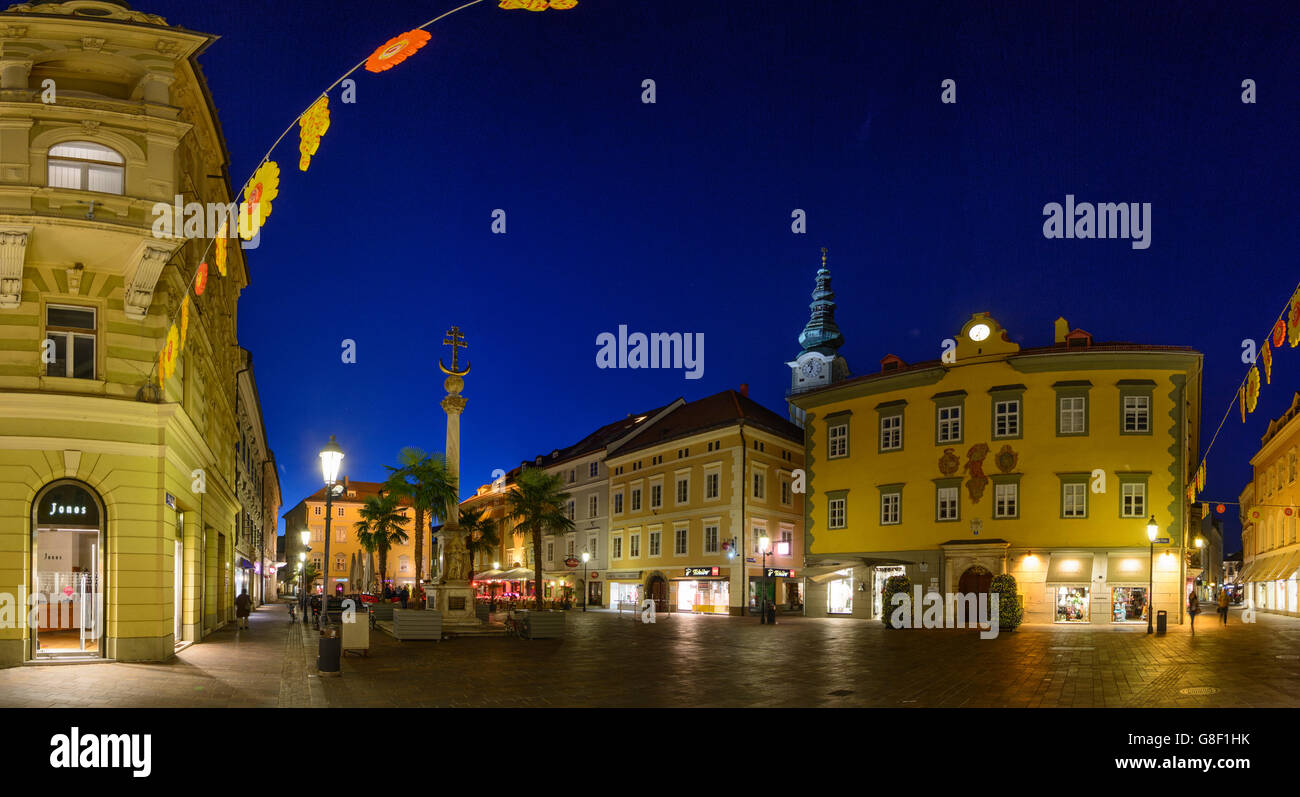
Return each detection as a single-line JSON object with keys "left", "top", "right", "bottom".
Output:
{"left": 179, "top": 295, "right": 190, "bottom": 349}
{"left": 1238, "top": 387, "right": 1246, "bottom": 423}
{"left": 549, "top": 0, "right": 578, "bottom": 7}
{"left": 1290, "top": 289, "right": 1300, "bottom": 348}
{"left": 1260, "top": 338, "right": 1272, "bottom": 384}
{"left": 1245, "top": 366, "right": 1260, "bottom": 413}
{"left": 163, "top": 324, "right": 180, "bottom": 379}
{"left": 298, "top": 96, "right": 331, "bottom": 172}
{"left": 1196, "top": 463, "right": 1205, "bottom": 492}
{"left": 239, "top": 161, "right": 280, "bottom": 240}
{"left": 500, "top": 0, "right": 576, "bottom": 8}
{"left": 215, "top": 224, "right": 228, "bottom": 277}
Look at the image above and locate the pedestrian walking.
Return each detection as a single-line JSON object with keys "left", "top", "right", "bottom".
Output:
{"left": 1217, "top": 588, "right": 1230, "bottom": 625}
{"left": 1188, "top": 591, "right": 1200, "bottom": 634}
{"left": 234, "top": 589, "right": 252, "bottom": 629}
{"left": 399, "top": 585, "right": 409, "bottom": 609}
{"left": 287, "top": 601, "right": 296, "bottom": 622}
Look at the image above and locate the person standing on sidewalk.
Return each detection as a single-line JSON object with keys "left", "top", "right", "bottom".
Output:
{"left": 1188, "top": 591, "right": 1200, "bottom": 634}
{"left": 1217, "top": 588, "right": 1230, "bottom": 625}
{"left": 235, "top": 590, "right": 252, "bottom": 630}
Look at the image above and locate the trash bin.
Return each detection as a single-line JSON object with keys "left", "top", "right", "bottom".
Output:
{"left": 317, "top": 625, "right": 342, "bottom": 674}
{"left": 1156, "top": 609, "right": 1167, "bottom": 635}
{"left": 766, "top": 602, "right": 777, "bottom": 625}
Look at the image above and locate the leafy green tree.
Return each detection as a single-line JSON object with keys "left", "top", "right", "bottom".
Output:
{"left": 354, "top": 493, "right": 411, "bottom": 596}
{"left": 990, "top": 573, "right": 1023, "bottom": 632}
{"left": 882, "top": 574, "right": 911, "bottom": 629}
{"left": 384, "top": 447, "right": 457, "bottom": 597}
{"left": 506, "top": 467, "right": 573, "bottom": 611}
{"left": 461, "top": 505, "right": 500, "bottom": 582}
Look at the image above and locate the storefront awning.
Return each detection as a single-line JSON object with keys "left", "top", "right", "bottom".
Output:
{"left": 238, "top": 557, "right": 254, "bottom": 569}
{"left": 1105, "top": 553, "right": 1150, "bottom": 583}
{"left": 499, "top": 567, "right": 534, "bottom": 580}
{"left": 472, "top": 569, "right": 505, "bottom": 581}
{"left": 804, "top": 564, "right": 860, "bottom": 584}
{"left": 1255, "top": 551, "right": 1300, "bottom": 582}
{"left": 1238, "top": 559, "right": 1258, "bottom": 582}
{"left": 1046, "top": 553, "right": 1094, "bottom": 583}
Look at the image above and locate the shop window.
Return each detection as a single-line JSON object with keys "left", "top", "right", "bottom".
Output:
{"left": 1112, "top": 587, "right": 1147, "bottom": 623}
{"left": 44, "top": 305, "right": 97, "bottom": 380}
{"left": 827, "top": 570, "right": 854, "bottom": 615}
{"left": 1055, "top": 586, "right": 1089, "bottom": 622}
{"left": 47, "top": 141, "right": 124, "bottom": 194}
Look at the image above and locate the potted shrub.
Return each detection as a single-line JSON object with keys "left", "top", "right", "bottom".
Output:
{"left": 991, "top": 573, "right": 1023, "bottom": 632}
{"left": 882, "top": 574, "right": 911, "bottom": 629}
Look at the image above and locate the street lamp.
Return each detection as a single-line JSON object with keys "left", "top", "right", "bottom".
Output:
{"left": 581, "top": 551, "right": 590, "bottom": 612}
{"left": 1146, "top": 515, "right": 1158, "bottom": 634}
{"left": 759, "top": 535, "right": 770, "bottom": 624}
{"left": 318, "top": 435, "right": 344, "bottom": 627}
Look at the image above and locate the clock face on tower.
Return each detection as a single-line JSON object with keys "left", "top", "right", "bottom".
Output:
{"left": 968, "top": 323, "right": 991, "bottom": 342}
{"left": 801, "top": 359, "right": 824, "bottom": 379}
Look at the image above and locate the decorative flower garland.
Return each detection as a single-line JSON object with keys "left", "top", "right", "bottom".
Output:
{"left": 365, "top": 29, "right": 432, "bottom": 73}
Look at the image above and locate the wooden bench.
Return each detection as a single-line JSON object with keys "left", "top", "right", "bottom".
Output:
{"left": 521, "top": 611, "right": 565, "bottom": 639}
{"left": 393, "top": 609, "right": 442, "bottom": 641}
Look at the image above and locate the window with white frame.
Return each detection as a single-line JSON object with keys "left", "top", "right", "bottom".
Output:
{"left": 650, "top": 483, "right": 662, "bottom": 509}
{"left": 588, "top": 494, "right": 599, "bottom": 518}
{"left": 588, "top": 536, "right": 597, "bottom": 558}
{"left": 779, "top": 528, "right": 792, "bottom": 555}
{"left": 614, "top": 492, "right": 624, "bottom": 514}
{"left": 674, "top": 526, "right": 687, "bottom": 555}
{"left": 1121, "top": 481, "right": 1146, "bottom": 518}
{"left": 994, "top": 482, "right": 1018, "bottom": 518}
{"left": 937, "top": 405, "right": 962, "bottom": 443}
{"left": 1122, "top": 395, "right": 1150, "bottom": 433}
{"left": 881, "top": 491, "right": 901, "bottom": 525}
{"left": 780, "top": 478, "right": 791, "bottom": 505}
{"left": 631, "top": 488, "right": 641, "bottom": 512}
{"left": 567, "top": 500, "right": 575, "bottom": 520}
{"left": 752, "top": 472, "right": 765, "bottom": 500}
{"left": 828, "top": 497, "right": 847, "bottom": 529}
{"left": 829, "top": 423, "right": 849, "bottom": 457}
{"left": 399, "top": 555, "right": 410, "bottom": 573}
{"left": 546, "top": 541, "right": 554, "bottom": 562}
{"left": 44, "top": 305, "right": 97, "bottom": 380}
{"left": 589, "top": 462, "right": 599, "bottom": 478}
{"left": 994, "top": 399, "right": 1020, "bottom": 438}
{"left": 630, "top": 533, "right": 641, "bottom": 558}
{"left": 612, "top": 535, "right": 622, "bottom": 559}
{"left": 1290, "top": 449, "right": 1297, "bottom": 483}
{"left": 47, "top": 141, "right": 125, "bottom": 194}
{"left": 704, "top": 524, "right": 719, "bottom": 554}
{"left": 335, "top": 527, "right": 346, "bottom": 543}
{"left": 879, "top": 414, "right": 902, "bottom": 451}
{"left": 314, "top": 506, "right": 321, "bottom": 516}
{"left": 649, "top": 530, "right": 662, "bottom": 557}
{"left": 937, "top": 486, "right": 959, "bottom": 521}
{"left": 1062, "top": 482, "right": 1087, "bottom": 517}
{"left": 566, "top": 537, "right": 575, "bottom": 557}
{"left": 1059, "top": 396, "right": 1086, "bottom": 434}
{"left": 676, "top": 477, "right": 689, "bottom": 504}
{"left": 705, "top": 471, "right": 720, "bottom": 499}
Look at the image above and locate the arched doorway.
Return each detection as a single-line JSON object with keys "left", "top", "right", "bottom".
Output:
{"left": 956, "top": 565, "right": 993, "bottom": 626}
{"left": 647, "top": 573, "right": 667, "bottom": 613}
{"left": 31, "top": 480, "right": 105, "bottom": 660}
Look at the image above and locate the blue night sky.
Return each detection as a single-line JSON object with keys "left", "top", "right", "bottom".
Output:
{"left": 143, "top": 0, "right": 1298, "bottom": 551}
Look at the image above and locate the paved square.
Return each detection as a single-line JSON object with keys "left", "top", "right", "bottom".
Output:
{"left": 0, "top": 603, "right": 1295, "bottom": 708}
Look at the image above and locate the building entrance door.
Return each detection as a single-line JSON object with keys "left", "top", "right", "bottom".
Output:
{"left": 648, "top": 575, "right": 667, "bottom": 612}
{"left": 31, "top": 481, "right": 105, "bottom": 660}
{"left": 957, "top": 565, "right": 993, "bottom": 625}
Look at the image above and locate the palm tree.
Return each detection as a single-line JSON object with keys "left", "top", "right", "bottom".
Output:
{"left": 296, "top": 560, "right": 321, "bottom": 595}
{"left": 506, "top": 467, "right": 573, "bottom": 611}
{"left": 354, "top": 493, "right": 410, "bottom": 596}
{"left": 384, "top": 448, "right": 457, "bottom": 601}
{"left": 461, "top": 505, "right": 500, "bottom": 582}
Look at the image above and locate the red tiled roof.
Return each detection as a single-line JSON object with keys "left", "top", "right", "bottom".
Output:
{"left": 614, "top": 390, "right": 800, "bottom": 456}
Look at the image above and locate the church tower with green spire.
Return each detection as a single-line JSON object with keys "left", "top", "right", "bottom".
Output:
{"left": 787, "top": 248, "right": 850, "bottom": 424}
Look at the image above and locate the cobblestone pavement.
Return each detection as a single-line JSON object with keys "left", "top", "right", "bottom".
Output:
{"left": 1, "top": 603, "right": 1296, "bottom": 708}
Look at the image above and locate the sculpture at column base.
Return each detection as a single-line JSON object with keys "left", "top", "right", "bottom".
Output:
{"left": 427, "top": 523, "right": 480, "bottom": 626}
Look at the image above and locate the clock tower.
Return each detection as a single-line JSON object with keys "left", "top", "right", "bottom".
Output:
{"left": 787, "top": 248, "right": 849, "bottom": 424}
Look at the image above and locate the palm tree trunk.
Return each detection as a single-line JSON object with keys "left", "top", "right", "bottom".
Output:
{"left": 533, "top": 527, "right": 544, "bottom": 611}
{"left": 413, "top": 506, "right": 424, "bottom": 606}
{"left": 379, "top": 541, "right": 389, "bottom": 598}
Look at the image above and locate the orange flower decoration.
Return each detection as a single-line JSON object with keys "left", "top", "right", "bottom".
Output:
{"left": 215, "top": 224, "right": 228, "bottom": 276}
{"left": 365, "top": 29, "right": 432, "bottom": 73}
{"left": 1245, "top": 366, "right": 1260, "bottom": 413}
{"left": 298, "top": 96, "right": 331, "bottom": 172}
{"left": 1273, "top": 320, "right": 1287, "bottom": 349}
{"left": 549, "top": 0, "right": 579, "bottom": 8}
{"left": 1260, "top": 338, "right": 1272, "bottom": 384}
{"left": 195, "top": 262, "right": 208, "bottom": 296}
{"left": 1238, "top": 387, "right": 1246, "bottom": 423}
{"left": 157, "top": 350, "right": 166, "bottom": 388}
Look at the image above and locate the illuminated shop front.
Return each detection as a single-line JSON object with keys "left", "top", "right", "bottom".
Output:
{"left": 1055, "top": 586, "right": 1089, "bottom": 623}
{"left": 1111, "top": 586, "right": 1148, "bottom": 623}
{"left": 827, "top": 569, "right": 854, "bottom": 615}
{"left": 1107, "top": 553, "right": 1150, "bottom": 623}
{"left": 1047, "top": 554, "right": 1091, "bottom": 623}
{"left": 606, "top": 570, "right": 643, "bottom": 608}
{"left": 675, "top": 567, "right": 729, "bottom": 614}
{"left": 31, "top": 481, "right": 105, "bottom": 660}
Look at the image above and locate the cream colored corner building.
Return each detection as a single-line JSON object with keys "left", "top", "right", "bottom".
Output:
{"left": 0, "top": 1, "right": 262, "bottom": 664}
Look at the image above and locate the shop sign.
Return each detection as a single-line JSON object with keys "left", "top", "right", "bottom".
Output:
{"left": 37, "top": 484, "right": 99, "bottom": 526}
{"left": 604, "top": 570, "right": 642, "bottom": 580}
{"left": 165, "top": 492, "right": 176, "bottom": 509}
{"left": 590, "top": 572, "right": 599, "bottom": 579}
{"left": 1155, "top": 537, "right": 1170, "bottom": 544}
{"left": 685, "top": 566, "right": 719, "bottom": 577}
{"left": 564, "top": 556, "right": 579, "bottom": 567}
{"left": 765, "top": 568, "right": 794, "bottom": 578}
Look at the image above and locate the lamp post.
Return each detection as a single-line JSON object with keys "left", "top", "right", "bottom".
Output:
{"left": 1146, "top": 515, "right": 1158, "bottom": 634}
{"left": 581, "top": 551, "right": 590, "bottom": 612}
{"left": 1195, "top": 537, "right": 1205, "bottom": 600}
{"left": 318, "top": 435, "right": 344, "bottom": 629}
{"left": 759, "top": 535, "right": 770, "bottom": 624}
{"left": 297, "top": 551, "right": 307, "bottom": 624}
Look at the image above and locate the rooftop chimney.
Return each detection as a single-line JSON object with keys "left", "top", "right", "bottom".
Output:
{"left": 739, "top": 383, "right": 749, "bottom": 397}
{"left": 1054, "top": 317, "right": 1069, "bottom": 345}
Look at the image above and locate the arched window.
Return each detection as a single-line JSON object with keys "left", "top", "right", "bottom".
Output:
{"left": 47, "top": 141, "right": 124, "bottom": 194}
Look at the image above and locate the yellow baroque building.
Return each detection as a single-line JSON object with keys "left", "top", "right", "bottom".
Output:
{"left": 0, "top": 1, "right": 255, "bottom": 663}
{"left": 1239, "top": 392, "right": 1300, "bottom": 616}
{"left": 788, "top": 266, "right": 1201, "bottom": 625}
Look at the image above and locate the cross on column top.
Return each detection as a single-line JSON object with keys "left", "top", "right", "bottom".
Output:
{"left": 441, "top": 325, "right": 469, "bottom": 374}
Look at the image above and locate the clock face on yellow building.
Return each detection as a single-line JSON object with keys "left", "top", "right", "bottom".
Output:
{"left": 968, "top": 323, "right": 991, "bottom": 342}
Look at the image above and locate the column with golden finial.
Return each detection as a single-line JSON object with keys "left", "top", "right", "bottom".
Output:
{"left": 427, "top": 325, "right": 480, "bottom": 626}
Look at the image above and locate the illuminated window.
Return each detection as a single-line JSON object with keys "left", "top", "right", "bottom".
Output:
{"left": 47, "top": 141, "right": 124, "bottom": 194}
{"left": 44, "top": 305, "right": 96, "bottom": 380}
